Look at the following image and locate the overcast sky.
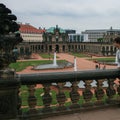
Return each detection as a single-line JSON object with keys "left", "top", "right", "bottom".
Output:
{"left": 1, "top": 0, "right": 120, "bottom": 33}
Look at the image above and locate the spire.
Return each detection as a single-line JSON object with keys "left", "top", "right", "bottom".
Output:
{"left": 56, "top": 25, "right": 58, "bottom": 29}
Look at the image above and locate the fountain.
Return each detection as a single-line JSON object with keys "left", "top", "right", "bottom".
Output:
{"left": 74, "top": 56, "right": 77, "bottom": 71}
{"left": 33, "top": 52, "right": 73, "bottom": 70}
{"left": 53, "top": 51, "right": 57, "bottom": 66}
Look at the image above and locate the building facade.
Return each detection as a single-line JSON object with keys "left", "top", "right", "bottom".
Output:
{"left": 82, "top": 29, "right": 107, "bottom": 42}
{"left": 16, "top": 25, "right": 119, "bottom": 57}
{"left": 68, "top": 33, "right": 84, "bottom": 42}
{"left": 19, "top": 23, "right": 44, "bottom": 42}
{"left": 17, "top": 23, "right": 45, "bottom": 58}
{"left": 103, "top": 27, "right": 120, "bottom": 43}
{"left": 42, "top": 25, "right": 69, "bottom": 53}
{"left": 82, "top": 27, "right": 120, "bottom": 42}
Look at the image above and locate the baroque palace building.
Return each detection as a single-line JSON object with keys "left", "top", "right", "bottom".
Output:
{"left": 17, "top": 24, "right": 120, "bottom": 57}
{"left": 17, "top": 23, "right": 45, "bottom": 57}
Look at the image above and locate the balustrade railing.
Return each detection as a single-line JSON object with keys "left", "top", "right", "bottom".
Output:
{"left": 16, "top": 69, "right": 120, "bottom": 119}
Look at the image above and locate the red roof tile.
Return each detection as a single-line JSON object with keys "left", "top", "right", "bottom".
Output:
{"left": 19, "top": 24, "right": 45, "bottom": 34}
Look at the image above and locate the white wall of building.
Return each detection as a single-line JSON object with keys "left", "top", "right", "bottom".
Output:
{"left": 21, "top": 33, "right": 43, "bottom": 42}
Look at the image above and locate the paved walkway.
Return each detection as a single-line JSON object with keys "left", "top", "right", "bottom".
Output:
{"left": 57, "top": 53, "right": 116, "bottom": 70}
{"left": 42, "top": 107, "right": 120, "bottom": 120}
{"left": 17, "top": 53, "right": 116, "bottom": 74}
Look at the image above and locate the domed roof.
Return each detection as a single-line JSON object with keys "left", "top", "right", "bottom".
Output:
{"left": 46, "top": 25, "right": 65, "bottom": 33}
{"left": 46, "top": 27, "right": 55, "bottom": 33}
{"left": 60, "top": 28, "right": 65, "bottom": 33}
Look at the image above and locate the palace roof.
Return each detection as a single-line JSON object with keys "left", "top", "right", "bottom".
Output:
{"left": 46, "top": 25, "right": 65, "bottom": 33}
{"left": 19, "top": 23, "right": 45, "bottom": 34}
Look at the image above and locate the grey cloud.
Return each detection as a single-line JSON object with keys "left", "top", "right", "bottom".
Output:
{"left": 1, "top": 0, "right": 120, "bottom": 32}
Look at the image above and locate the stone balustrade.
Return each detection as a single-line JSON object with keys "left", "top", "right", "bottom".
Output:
{"left": 16, "top": 69, "right": 120, "bottom": 119}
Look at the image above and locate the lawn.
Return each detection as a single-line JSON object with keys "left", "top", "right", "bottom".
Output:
{"left": 9, "top": 60, "right": 66, "bottom": 72}
{"left": 9, "top": 60, "right": 53, "bottom": 72}
{"left": 70, "top": 53, "right": 91, "bottom": 58}
{"left": 40, "top": 53, "right": 59, "bottom": 59}
{"left": 70, "top": 53, "right": 115, "bottom": 62}
{"left": 91, "top": 57, "right": 115, "bottom": 62}
{"left": 70, "top": 52, "right": 116, "bottom": 65}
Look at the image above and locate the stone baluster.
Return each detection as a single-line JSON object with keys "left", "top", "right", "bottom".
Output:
{"left": 17, "top": 85, "right": 22, "bottom": 115}
{"left": 116, "top": 78, "right": 120, "bottom": 104}
{"left": 117, "top": 79, "right": 120, "bottom": 100}
{"left": 83, "top": 80, "right": 93, "bottom": 107}
{"left": 106, "top": 79, "right": 116, "bottom": 104}
{"left": 27, "top": 85, "right": 37, "bottom": 114}
{"left": 95, "top": 79, "right": 105, "bottom": 105}
{"left": 42, "top": 83, "right": 52, "bottom": 113}
{"left": 56, "top": 82, "right": 66, "bottom": 111}
{"left": 69, "top": 81, "right": 80, "bottom": 109}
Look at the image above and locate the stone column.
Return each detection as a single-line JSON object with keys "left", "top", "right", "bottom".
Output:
{"left": 0, "top": 69, "right": 20, "bottom": 120}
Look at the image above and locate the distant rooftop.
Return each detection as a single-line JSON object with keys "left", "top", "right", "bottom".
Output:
{"left": 19, "top": 23, "right": 45, "bottom": 34}
{"left": 83, "top": 27, "right": 120, "bottom": 33}
{"left": 46, "top": 25, "right": 65, "bottom": 33}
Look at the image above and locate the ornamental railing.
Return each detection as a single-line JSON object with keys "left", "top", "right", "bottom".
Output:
{"left": 0, "top": 68, "right": 120, "bottom": 119}
{"left": 15, "top": 69, "right": 120, "bottom": 119}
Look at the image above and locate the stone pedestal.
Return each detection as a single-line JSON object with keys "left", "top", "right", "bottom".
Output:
{"left": 0, "top": 69, "right": 20, "bottom": 119}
